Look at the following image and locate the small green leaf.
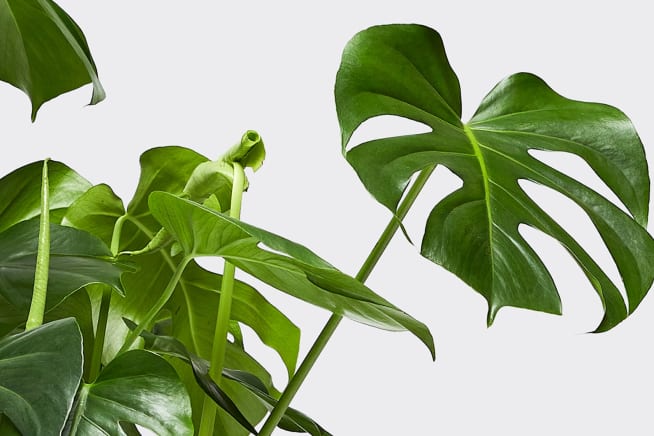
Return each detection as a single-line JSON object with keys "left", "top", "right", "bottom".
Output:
{"left": 0, "top": 160, "right": 91, "bottom": 232}
{"left": 66, "top": 349, "right": 193, "bottom": 436}
{"left": 335, "top": 24, "right": 654, "bottom": 331}
{"left": 149, "top": 191, "right": 435, "bottom": 359}
{"left": 0, "top": 0, "right": 104, "bottom": 119}
{"left": 0, "top": 220, "right": 131, "bottom": 316}
{"left": 62, "top": 184, "right": 126, "bottom": 247}
{"left": 0, "top": 318, "right": 83, "bottom": 436}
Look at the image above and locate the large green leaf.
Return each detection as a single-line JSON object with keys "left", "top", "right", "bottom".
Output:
{"left": 0, "top": 0, "right": 104, "bottom": 119}
{"left": 0, "top": 220, "right": 130, "bottom": 316}
{"left": 149, "top": 191, "right": 435, "bottom": 358}
{"left": 65, "top": 349, "right": 193, "bottom": 435}
{"left": 0, "top": 160, "right": 91, "bottom": 232}
{"left": 0, "top": 318, "right": 83, "bottom": 436}
{"left": 335, "top": 24, "right": 654, "bottom": 331}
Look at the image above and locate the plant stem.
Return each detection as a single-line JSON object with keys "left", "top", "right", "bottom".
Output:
{"left": 25, "top": 159, "right": 51, "bottom": 331}
{"left": 198, "top": 162, "right": 246, "bottom": 436}
{"left": 119, "top": 255, "right": 192, "bottom": 354}
{"left": 88, "top": 214, "right": 128, "bottom": 380}
{"left": 258, "top": 165, "right": 435, "bottom": 436}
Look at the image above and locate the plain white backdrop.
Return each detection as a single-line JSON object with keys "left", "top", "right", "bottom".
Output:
{"left": 2, "top": 1, "right": 653, "bottom": 434}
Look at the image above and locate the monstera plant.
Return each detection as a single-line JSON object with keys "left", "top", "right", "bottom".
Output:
{"left": 0, "top": 2, "right": 651, "bottom": 434}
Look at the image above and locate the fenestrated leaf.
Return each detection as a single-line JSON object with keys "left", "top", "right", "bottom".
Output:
{"left": 0, "top": 318, "right": 83, "bottom": 436}
{"left": 65, "top": 349, "right": 193, "bottom": 436}
{"left": 149, "top": 191, "right": 435, "bottom": 358}
{"left": 0, "top": 160, "right": 91, "bottom": 232}
{"left": 335, "top": 24, "right": 654, "bottom": 331}
{"left": 0, "top": 219, "right": 131, "bottom": 317}
{"left": 132, "top": 323, "right": 331, "bottom": 436}
{"left": 0, "top": 0, "right": 104, "bottom": 120}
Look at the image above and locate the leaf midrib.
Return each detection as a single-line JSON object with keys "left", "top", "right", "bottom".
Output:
{"left": 463, "top": 124, "right": 495, "bottom": 287}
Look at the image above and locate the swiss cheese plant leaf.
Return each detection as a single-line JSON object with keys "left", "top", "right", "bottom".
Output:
{"left": 65, "top": 349, "right": 193, "bottom": 436}
{"left": 0, "top": 160, "right": 91, "bottom": 232}
{"left": 0, "top": 220, "right": 130, "bottom": 317}
{"left": 0, "top": 0, "right": 104, "bottom": 120}
{"left": 149, "top": 191, "right": 435, "bottom": 358}
{"left": 335, "top": 24, "right": 654, "bottom": 331}
{"left": 0, "top": 318, "right": 83, "bottom": 436}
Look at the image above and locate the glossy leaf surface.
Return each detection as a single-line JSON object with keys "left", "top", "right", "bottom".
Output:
{"left": 65, "top": 350, "right": 193, "bottom": 435}
{"left": 150, "top": 191, "right": 435, "bottom": 357}
{"left": 335, "top": 24, "right": 654, "bottom": 331}
{"left": 0, "top": 0, "right": 104, "bottom": 119}
{"left": 0, "top": 318, "right": 83, "bottom": 436}
{"left": 0, "top": 220, "right": 129, "bottom": 315}
{"left": 0, "top": 160, "right": 91, "bottom": 232}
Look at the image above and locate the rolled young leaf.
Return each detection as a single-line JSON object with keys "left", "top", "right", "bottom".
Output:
{"left": 335, "top": 24, "right": 654, "bottom": 331}
{"left": 0, "top": 318, "right": 83, "bottom": 436}
{"left": 0, "top": 0, "right": 104, "bottom": 119}
{"left": 149, "top": 191, "right": 435, "bottom": 358}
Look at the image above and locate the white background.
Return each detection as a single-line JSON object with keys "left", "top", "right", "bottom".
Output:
{"left": 2, "top": 1, "right": 654, "bottom": 434}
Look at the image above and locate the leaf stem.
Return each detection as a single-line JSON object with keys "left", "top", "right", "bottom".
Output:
{"left": 119, "top": 255, "right": 192, "bottom": 354}
{"left": 258, "top": 165, "right": 435, "bottom": 435}
{"left": 25, "top": 159, "right": 51, "bottom": 331}
{"left": 199, "top": 162, "right": 246, "bottom": 436}
{"left": 88, "top": 214, "right": 128, "bottom": 380}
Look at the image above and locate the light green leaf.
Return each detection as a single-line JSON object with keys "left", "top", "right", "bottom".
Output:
{"left": 149, "top": 191, "right": 435, "bottom": 358}
{"left": 0, "top": 160, "right": 91, "bottom": 232}
{"left": 0, "top": 0, "right": 104, "bottom": 120}
{"left": 0, "top": 220, "right": 130, "bottom": 316}
{"left": 0, "top": 318, "right": 83, "bottom": 436}
{"left": 65, "top": 350, "right": 193, "bottom": 436}
{"left": 62, "top": 184, "right": 126, "bottom": 248}
{"left": 335, "top": 24, "right": 654, "bottom": 331}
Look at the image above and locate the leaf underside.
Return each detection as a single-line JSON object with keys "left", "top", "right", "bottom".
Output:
{"left": 0, "top": 0, "right": 104, "bottom": 119}
{"left": 335, "top": 24, "right": 654, "bottom": 331}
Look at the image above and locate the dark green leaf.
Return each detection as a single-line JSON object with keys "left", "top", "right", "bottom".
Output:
{"left": 0, "top": 318, "right": 83, "bottom": 436}
{"left": 335, "top": 24, "right": 654, "bottom": 331}
{"left": 0, "top": 160, "right": 91, "bottom": 232}
{"left": 0, "top": 0, "right": 104, "bottom": 120}
{"left": 132, "top": 323, "right": 331, "bottom": 436}
{"left": 65, "top": 350, "right": 193, "bottom": 436}
{"left": 124, "top": 319, "right": 258, "bottom": 435}
{"left": 149, "top": 192, "right": 435, "bottom": 358}
{"left": 0, "top": 220, "right": 131, "bottom": 317}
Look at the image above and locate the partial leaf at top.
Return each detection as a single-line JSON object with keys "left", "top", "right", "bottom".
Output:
{"left": 335, "top": 24, "right": 654, "bottom": 331}
{"left": 149, "top": 191, "right": 435, "bottom": 358}
{"left": 0, "top": 160, "right": 91, "bottom": 232}
{"left": 0, "top": 0, "right": 104, "bottom": 120}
